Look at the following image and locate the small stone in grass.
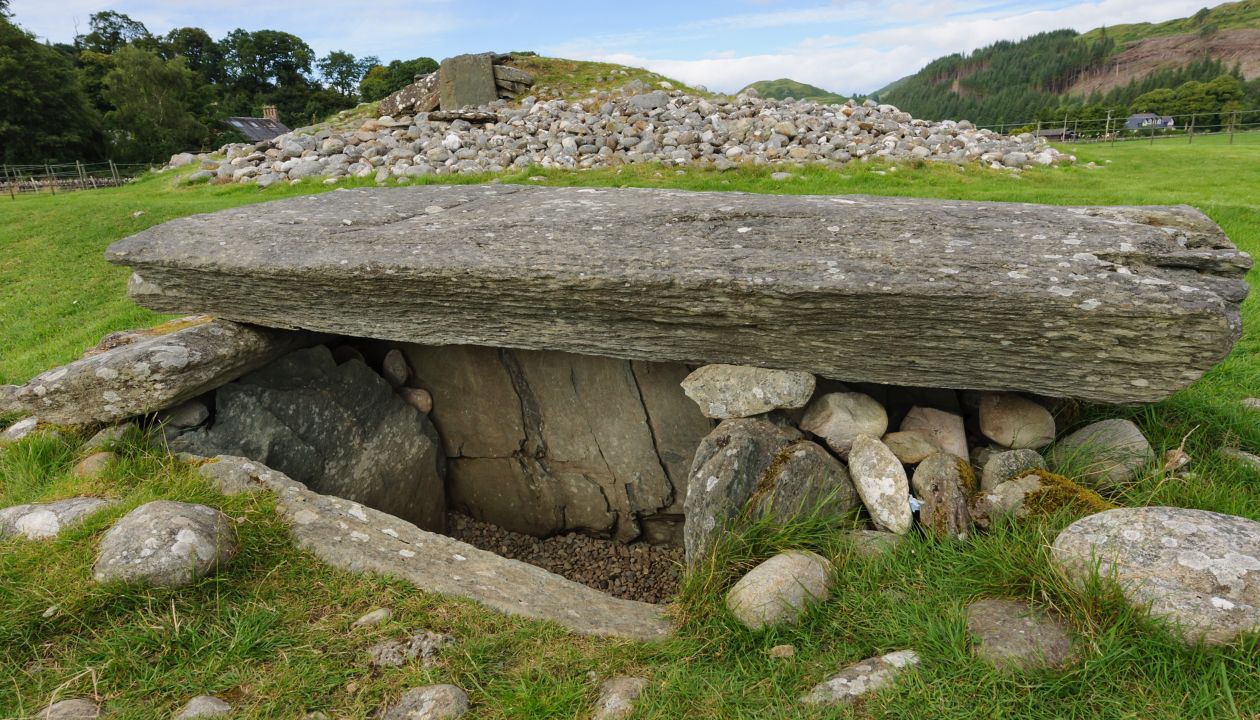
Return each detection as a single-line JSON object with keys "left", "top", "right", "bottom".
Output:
{"left": 353, "top": 607, "right": 392, "bottom": 627}
{"left": 768, "top": 644, "right": 796, "bottom": 658}
{"left": 380, "top": 684, "right": 469, "bottom": 720}
{"left": 175, "top": 695, "right": 232, "bottom": 718}
{"left": 72, "top": 451, "right": 115, "bottom": 479}
{"left": 592, "top": 676, "right": 648, "bottom": 720}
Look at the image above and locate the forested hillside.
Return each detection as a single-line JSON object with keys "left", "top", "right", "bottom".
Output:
{"left": 879, "top": 0, "right": 1260, "bottom": 127}
{"left": 0, "top": 5, "right": 435, "bottom": 164}
{"left": 738, "top": 79, "right": 848, "bottom": 103}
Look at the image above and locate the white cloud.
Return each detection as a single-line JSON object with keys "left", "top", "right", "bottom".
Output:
{"left": 552, "top": 0, "right": 1214, "bottom": 94}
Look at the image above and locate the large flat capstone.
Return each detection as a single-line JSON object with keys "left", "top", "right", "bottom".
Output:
{"left": 105, "top": 185, "right": 1252, "bottom": 404}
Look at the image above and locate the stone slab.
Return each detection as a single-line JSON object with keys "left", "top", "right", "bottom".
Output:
{"left": 105, "top": 186, "right": 1252, "bottom": 404}
{"left": 438, "top": 53, "right": 498, "bottom": 111}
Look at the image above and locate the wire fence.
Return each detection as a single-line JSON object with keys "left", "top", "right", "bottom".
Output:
{"left": 0, "top": 161, "right": 151, "bottom": 199}
{"left": 975, "top": 107, "right": 1260, "bottom": 144}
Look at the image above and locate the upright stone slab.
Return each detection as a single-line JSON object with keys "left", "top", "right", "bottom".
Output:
{"left": 402, "top": 344, "right": 712, "bottom": 542}
{"left": 106, "top": 186, "right": 1252, "bottom": 404}
{"left": 439, "top": 53, "right": 498, "bottom": 110}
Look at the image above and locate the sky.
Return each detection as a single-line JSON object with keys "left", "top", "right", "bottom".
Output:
{"left": 8, "top": 0, "right": 1219, "bottom": 94}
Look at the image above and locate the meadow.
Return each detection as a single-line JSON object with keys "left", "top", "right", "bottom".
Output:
{"left": 0, "top": 133, "right": 1257, "bottom": 718}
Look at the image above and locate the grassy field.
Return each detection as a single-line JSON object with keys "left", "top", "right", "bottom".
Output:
{"left": 1, "top": 133, "right": 1258, "bottom": 718}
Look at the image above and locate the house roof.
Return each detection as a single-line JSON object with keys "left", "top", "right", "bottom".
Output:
{"left": 226, "top": 117, "right": 290, "bottom": 142}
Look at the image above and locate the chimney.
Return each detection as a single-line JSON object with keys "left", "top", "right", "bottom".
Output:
{"left": 262, "top": 105, "right": 279, "bottom": 121}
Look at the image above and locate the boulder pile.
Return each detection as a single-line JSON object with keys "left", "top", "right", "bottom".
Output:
{"left": 176, "top": 85, "right": 1073, "bottom": 186}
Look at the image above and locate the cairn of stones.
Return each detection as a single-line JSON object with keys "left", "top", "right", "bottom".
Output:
{"left": 169, "top": 53, "right": 1073, "bottom": 186}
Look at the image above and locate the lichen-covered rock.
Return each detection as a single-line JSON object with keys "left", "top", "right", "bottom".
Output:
{"left": 1, "top": 416, "right": 40, "bottom": 444}
{"left": 800, "top": 392, "right": 888, "bottom": 456}
{"left": 93, "top": 501, "right": 237, "bottom": 587}
{"left": 881, "top": 430, "right": 940, "bottom": 464}
{"left": 978, "top": 393, "right": 1056, "bottom": 449}
{"left": 800, "top": 650, "right": 920, "bottom": 706}
{"left": 970, "top": 469, "right": 1112, "bottom": 528}
{"left": 684, "top": 417, "right": 799, "bottom": 564}
{"left": 899, "top": 406, "right": 967, "bottom": 459}
{"left": 592, "top": 677, "right": 648, "bottom": 720}
{"left": 980, "top": 449, "right": 1048, "bottom": 491}
{"left": 910, "top": 453, "right": 972, "bottom": 540}
{"left": 2, "top": 318, "right": 310, "bottom": 426}
{"left": 747, "top": 440, "right": 860, "bottom": 524}
{"left": 680, "top": 364, "right": 815, "bottom": 419}
{"left": 108, "top": 188, "right": 1248, "bottom": 405}
{"left": 847, "top": 435, "right": 912, "bottom": 534}
{"left": 966, "top": 598, "right": 1074, "bottom": 670}
{"left": 1049, "top": 419, "right": 1154, "bottom": 490}
{"left": 0, "top": 497, "right": 113, "bottom": 540}
{"left": 1052, "top": 506, "right": 1260, "bottom": 645}
{"left": 172, "top": 346, "right": 447, "bottom": 532}
{"left": 381, "top": 684, "right": 469, "bottom": 720}
{"left": 726, "top": 550, "right": 831, "bottom": 630}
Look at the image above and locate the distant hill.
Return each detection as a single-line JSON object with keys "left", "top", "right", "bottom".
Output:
{"left": 739, "top": 79, "right": 848, "bottom": 104}
{"left": 878, "top": 0, "right": 1260, "bottom": 127}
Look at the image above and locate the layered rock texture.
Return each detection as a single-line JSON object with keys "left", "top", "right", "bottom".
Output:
{"left": 107, "top": 186, "right": 1250, "bottom": 404}
{"left": 401, "top": 344, "right": 712, "bottom": 543}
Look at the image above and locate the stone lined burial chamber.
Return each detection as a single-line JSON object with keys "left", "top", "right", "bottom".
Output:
{"left": 4, "top": 184, "right": 1249, "bottom": 635}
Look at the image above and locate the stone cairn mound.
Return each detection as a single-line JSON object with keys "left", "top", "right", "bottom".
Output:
{"left": 172, "top": 53, "right": 1073, "bottom": 186}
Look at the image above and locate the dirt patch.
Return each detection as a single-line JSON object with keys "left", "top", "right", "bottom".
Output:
{"left": 1070, "top": 29, "right": 1260, "bottom": 97}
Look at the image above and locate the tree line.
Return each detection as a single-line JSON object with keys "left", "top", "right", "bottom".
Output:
{"left": 0, "top": 4, "right": 437, "bottom": 164}
{"left": 878, "top": 27, "right": 1260, "bottom": 129}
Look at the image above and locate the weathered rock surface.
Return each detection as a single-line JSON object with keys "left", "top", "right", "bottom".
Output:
{"left": 72, "top": 451, "right": 115, "bottom": 479}
{"left": 910, "top": 453, "right": 972, "bottom": 540}
{"left": 205, "top": 456, "right": 672, "bottom": 639}
{"left": 800, "top": 650, "right": 920, "bottom": 706}
{"left": 175, "top": 695, "right": 232, "bottom": 718}
{"left": 592, "top": 677, "right": 648, "bottom": 720}
{"left": 439, "top": 53, "right": 499, "bottom": 111}
{"left": 847, "top": 435, "right": 913, "bottom": 534}
{"left": 882, "top": 430, "right": 941, "bottom": 465}
{"left": 748, "top": 440, "right": 861, "bottom": 523}
{"left": 1, "top": 416, "right": 39, "bottom": 443}
{"left": 353, "top": 607, "right": 392, "bottom": 627}
{"left": 382, "top": 684, "right": 469, "bottom": 720}
{"left": 684, "top": 418, "right": 799, "bottom": 564}
{"left": 980, "top": 449, "right": 1048, "bottom": 491}
{"left": 800, "top": 392, "right": 888, "bottom": 455}
{"left": 0, "top": 497, "right": 112, "bottom": 540}
{"left": 978, "top": 393, "right": 1056, "bottom": 449}
{"left": 1, "top": 318, "right": 310, "bottom": 425}
{"left": 38, "top": 698, "right": 101, "bottom": 718}
{"left": 726, "top": 550, "right": 831, "bottom": 630}
{"left": 93, "top": 501, "right": 237, "bottom": 587}
{"left": 1052, "top": 506, "right": 1260, "bottom": 645}
{"left": 107, "top": 187, "right": 1250, "bottom": 405}
{"left": 1049, "top": 419, "right": 1154, "bottom": 489}
{"left": 1223, "top": 448, "right": 1260, "bottom": 471}
{"left": 900, "top": 406, "right": 967, "bottom": 459}
{"left": 378, "top": 72, "right": 440, "bottom": 117}
{"left": 680, "top": 364, "right": 815, "bottom": 419}
{"left": 966, "top": 598, "right": 1074, "bottom": 670}
{"left": 404, "top": 344, "right": 712, "bottom": 542}
{"left": 368, "top": 631, "right": 451, "bottom": 668}
{"left": 172, "top": 346, "right": 447, "bottom": 532}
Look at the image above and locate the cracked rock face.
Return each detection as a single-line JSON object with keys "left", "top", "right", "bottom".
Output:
{"left": 0, "top": 497, "right": 112, "bottom": 540}
{"left": 1052, "top": 506, "right": 1260, "bottom": 645}
{"left": 404, "top": 344, "right": 713, "bottom": 543}
{"left": 93, "top": 501, "right": 237, "bottom": 587}
{"left": 800, "top": 650, "right": 920, "bottom": 706}
{"left": 173, "top": 345, "right": 447, "bottom": 532}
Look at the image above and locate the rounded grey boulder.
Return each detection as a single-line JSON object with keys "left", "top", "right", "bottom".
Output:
{"left": 800, "top": 392, "right": 888, "bottom": 456}
{"left": 175, "top": 695, "right": 232, "bottom": 718}
{"left": 94, "top": 501, "right": 238, "bottom": 587}
{"left": 1052, "top": 506, "right": 1260, "bottom": 645}
{"left": 1049, "top": 418, "right": 1153, "bottom": 489}
{"left": 978, "top": 393, "right": 1056, "bottom": 449}
{"left": 726, "top": 550, "right": 831, "bottom": 630}
{"left": 847, "top": 434, "right": 912, "bottom": 534}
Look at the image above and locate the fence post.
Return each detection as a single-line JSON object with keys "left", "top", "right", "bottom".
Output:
{"left": 3, "top": 165, "right": 13, "bottom": 200}
{"left": 1229, "top": 111, "right": 1237, "bottom": 145}
{"left": 1149, "top": 121, "right": 1155, "bottom": 145}
{"left": 44, "top": 164, "right": 54, "bottom": 195}
{"left": 1188, "top": 114, "right": 1195, "bottom": 144}
{"left": 1105, "top": 110, "right": 1113, "bottom": 146}
{"left": 109, "top": 159, "right": 120, "bottom": 184}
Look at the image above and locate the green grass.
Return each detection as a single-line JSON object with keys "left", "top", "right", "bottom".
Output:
{"left": 2, "top": 132, "right": 1259, "bottom": 718}
{"left": 738, "top": 79, "right": 848, "bottom": 104}
{"left": 504, "top": 55, "right": 715, "bottom": 100}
